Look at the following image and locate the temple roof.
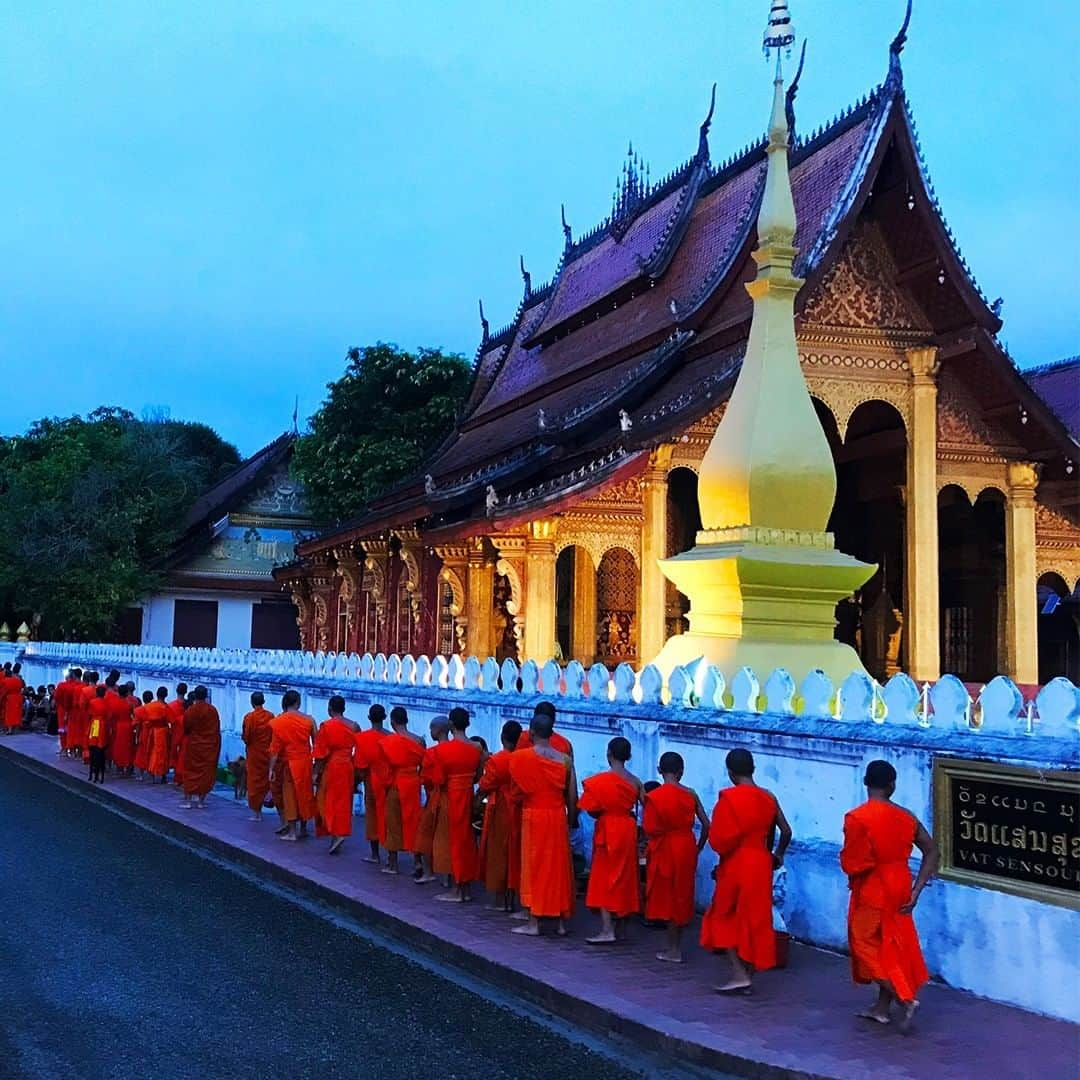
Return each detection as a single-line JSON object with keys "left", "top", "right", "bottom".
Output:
{"left": 1025, "top": 357, "right": 1080, "bottom": 440}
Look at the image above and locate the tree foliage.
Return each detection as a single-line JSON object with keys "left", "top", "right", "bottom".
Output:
{"left": 0, "top": 408, "right": 240, "bottom": 640}
{"left": 292, "top": 342, "right": 472, "bottom": 523}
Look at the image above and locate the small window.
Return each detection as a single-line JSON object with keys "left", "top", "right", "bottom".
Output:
{"left": 173, "top": 599, "right": 219, "bottom": 648}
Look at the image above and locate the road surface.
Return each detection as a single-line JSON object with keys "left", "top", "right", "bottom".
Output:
{"left": 0, "top": 756, "right": 640, "bottom": 1080}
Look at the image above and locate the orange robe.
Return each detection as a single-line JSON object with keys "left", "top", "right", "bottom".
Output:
{"left": 700, "top": 785, "right": 777, "bottom": 971}
{"left": 78, "top": 685, "right": 96, "bottom": 761}
{"left": 381, "top": 732, "right": 425, "bottom": 853}
{"left": 167, "top": 697, "right": 186, "bottom": 783}
{"left": 144, "top": 701, "right": 171, "bottom": 778}
{"left": 270, "top": 711, "right": 317, "bottom": 822}
{"left": 509, "top": 749, "right": 574, "bottom": 919}
{"left": 644, "top": 785, "right": 700, "bottom": 927}
{"left": 3, "top": 675, "right": 25, "bottom": 729}
{"left": 432, "top": 739, "right": 481, "bottom": 885}
{"left": 353, "top": 727, "right": 390, "bottom": 843}
{"left": 108, "top": 695, "right": 135, "bottom": 769}
{"left": 580, "top": 771, "right": 640, "bottom": 917}
{"left": 479, "top": 749, "right": 520, "bottom": 894}
{"left": 182, "top": 702, "right": 221, "bottom": 798}
{"left": 840, "top": 800, "right": 929, "bottom": 1003}
{"left": 416, "top": 746, "right": 450, "bottom": 873}
{"left": 132, "top": 705, "right": 152, "bottom": 771}
{"left": 86, "top": 697, "right": 110, "bottom": 748}
{"left": 516, "top": 730, "right": 573, "bottom": 757}
{"left": 55, "top": 678, "right": 72, "bottom": 749}
{"left": 314, "top": 718, "right": 356, "bottom": 837}
{"left": 242, "top": 706, "right": 275, "bottom": 813}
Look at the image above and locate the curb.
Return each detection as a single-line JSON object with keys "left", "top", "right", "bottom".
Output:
{"left": 0, "top": 743, "right": 824, "bottom": 1080}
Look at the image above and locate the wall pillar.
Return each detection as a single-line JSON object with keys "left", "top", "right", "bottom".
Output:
{"left": 523, "top": 520, "right": 557, "bottom": 664}
{"left": 465, "top": 539, "right": 493, "bottom": 657}
{"left": 1005, "top": 462, "right": 1040, "bottom": 685}
{"left": 639, "top": 448, "right": 672, "bottom": 666}
{"left": 571, "top": 547, "right": 596, "bottom": 666}
{"left": 905, "top": 347, "right": 941, "bottom": 681}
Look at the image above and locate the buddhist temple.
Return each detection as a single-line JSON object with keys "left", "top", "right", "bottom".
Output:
{"left": 275, "top": 15, "right": 1080, "bottom": 687}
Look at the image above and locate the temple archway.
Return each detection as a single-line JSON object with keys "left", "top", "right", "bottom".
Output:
{"left": 937, "top": 485, "right": 1006, "bottom": 682}
{"left": 596, "top": 546, "right": 639, "bottom": 666}
{"left": 555, "top": 544, "right": 596, "bottom": 665}
{"left": 1037, "top": 572, "right": 1080, "bottom": 684}
{"left": 665, "top": 467, "right": 701, "bottom": 638}
{"left": 815, "top": 398, "right": 906, "bottom": 679}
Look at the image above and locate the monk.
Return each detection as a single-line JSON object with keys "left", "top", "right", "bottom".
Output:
{"left": 415, "top": 716, "right": 450, "bottom": 885}
{"left": 0, "top": 664, "right": 8, "bottom": 733}
{"left": 380, "top": 706, "right": 426, "bottom": 877}
{"left": 645, "top": 751, "right": 710, "bottom": 963}
{"left": 181, "top": 686, "right": 221, "bottom": 809}
{"left": 132, "top": 690, "right": 154, "bottom": 779}
{"left": 168, "top": 682, "right": 188, "bottom": 785}
{"left": 108, "top": 684, "right": 136, "bottom": 775}
{"left": 701, "top": 748, "right": 792, "bottom": 994}
{"left": 77, "top": 672, "right": 99, "bottom": 763}
{"left": 313, "top": 696, "right": 358, "bottom": 853}
{"left": 3, "top": 662, "right": 25, "bottom": 733}
{"left": 841, "top": 759, "right": 938, "bottom": 1032}
{"left": 55, "top": 668, "right": 79, "bottom": 754}
{"left": 516, "top": 699, "right": 573, "bottom": 757}
{"left": 580, "top": 736, "right": 645, "bottom": 943}
{"left": 143, "top": 687, "right": 171, "bottom": 783}
{"left": 86, "top": 686, "right": 110, "bottom": 783}
{"left": 508, "top": 711, "right": 577, "bottom": 936}
{"left": 269, "top": 690, "right": 317, "bottom": 841}
{"left": 241, "top": 691, "right": 275, "bottom": 821}
{"left": 479, "top": 719, "right": 523, "bottom": 910}
{"left": 432, "top": 707, "right": 482, "bottom": 903}
{"left": 353, "top": 704, "right": 390, "bottom": 864}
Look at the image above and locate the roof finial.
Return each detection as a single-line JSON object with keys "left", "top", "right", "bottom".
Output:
{"left": 698, "top": 82, "right": 717, "bottom": 160}
{"left": 763, "top": 0, "right": 796, "bottom": 74}
{"left": 784, "top": 38, "right": 807, "bottom": 138}
{"left": 888, "top": 0, "right": 912, "bottom": 83}
{"left": 561, "top": 203, "right": 572, "bottom": 248}
{"left": 519, "top": 255, "right": 532, "bottom": 297}
{"left": 479, "top": 298, "right": 490, "bottom": 343}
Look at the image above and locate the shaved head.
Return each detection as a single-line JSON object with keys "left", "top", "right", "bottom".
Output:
{"left": 429, "top": 715, "right": 450, "bottom": 740}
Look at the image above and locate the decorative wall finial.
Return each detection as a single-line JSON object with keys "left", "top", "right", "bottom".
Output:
{"left": 888, "top": 0, "right": 912, "bottom": 84}
{"left": 478, "top": 298, "right": 490, "bottom": 343}
{"left": 763, "top": 0, "right": 796, "bottom": 71}
{"left": 698, "top": 83, "right": 717, "bottom": 160}
{"left": 561, "top": 203, "right": 572, "bottom": 248}
{"left": 519, "top": 255, "right": 532, "bottom": 297}
{"left": 784, "top": 38, "right": 807, "bottom": 138}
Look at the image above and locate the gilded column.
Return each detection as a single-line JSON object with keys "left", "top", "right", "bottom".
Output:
{"left": 523, "top": 520, "right": 557, "bottom": 664}
{"left": 465, "top": 538, "right": 493, "bottom": 657}
{"left": 1005, "top": 461, "right": 1039, "bottom": 685}
{"left": 571, "top": 547, "right": 597, "bottom": 665}
{"left": 638, "top": 447, "right": 672, "bottom": 665}
{"left": 904, "top": 346, "right": 940, "bottom": 682}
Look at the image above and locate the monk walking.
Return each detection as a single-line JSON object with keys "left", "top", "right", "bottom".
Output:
{"left": 701, "top": 749, "right": 792, "bottom": 994}
{"left": 143, "top": 687, "right": 171, "bottom": 783}
{"left": 86, "top": 686, "right": 110, "bottom": 783}
{"left": 841, "top": 759, "right": 938, "bottom": 1032}
{"left": 55, "top": 668, "right": 79, "bottom": 754}
{"left": 181, "top": 686, "right": 221, "bottom": 809}
{"left": 580, "top": 736, "right": 645, "bottom": 944}
{"left": 133, "top": 690, "right": 154, "bottom": 779}
{"left": 415, "top": 716, "right": 450, "bottom": 885}
{"left": 168, "top": 683, "right": 188, "bottom": 785}
{"left": 433, "top": 707, "right": 482, "bottom": 903}
{"left": 108, "top": 684, "right": 136, "bottom": 775}
{"left": 269, "top": 690, "right": 317, "bottom": 841}
{"left": 2, "top": 662, "right": 25, "bottom": 734}
{"left": 645, "top": 751, "right": 710, "bottom": 963}
{"left": 353, "top": 704, "right": 390, "bottom": 865}
{"left": 508, "top": 711, "right": 577, "bottom": 936}
{"left": 241, "top": 691, "right": 275, "bottom": 821}
{"left": 380, "top": 706, "right": 426, "bottom": 877}
{"left": 314, "top": 696, "right": 358, "bottom": 854}
{"left": 479, "top": 719, "right": 523, "bottom": 910}
{"left": 516, "top": 699, "right": 573, "bottom": 757}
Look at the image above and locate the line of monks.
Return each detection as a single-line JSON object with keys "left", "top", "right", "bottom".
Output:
{"left": 42, "top": 667, "right": 939, "bottom": 1031}
{"left": 0, "top": 661, "right": 27, "bottom": 734}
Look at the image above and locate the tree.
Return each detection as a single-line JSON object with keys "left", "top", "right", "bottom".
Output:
{"left": 0, "top": 408, "right": 240, "bottom": 640}
{"left": 292, "top": 342, "right": 472, "bottom": 523}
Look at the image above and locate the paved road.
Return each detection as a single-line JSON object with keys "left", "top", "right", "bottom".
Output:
{"left": 0, "top": 757, "right": 639, "bottom": 1080}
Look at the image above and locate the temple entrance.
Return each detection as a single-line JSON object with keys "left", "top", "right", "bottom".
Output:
{"left": 596, "top": 547, "right": 639, "bottom": 667}
{"left": 555, "top": 545, "right": 596, "bottom": 665}
{"left": 937, "top": 485, "right": 1006, "bottom": 682}
{"left": 666, "top": 467, "right": 701, "bottom": 638}
{"left": 1037, "top": 572, "right": 1080, "bottom": 684}
{"left": 814, "top": 399, "right": 906, "bottom": 680}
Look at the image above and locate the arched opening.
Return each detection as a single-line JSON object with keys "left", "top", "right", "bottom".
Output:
{"left": 492, "top": 569, "right": 519, "bottom": 664}
{"left": 665, "top": 467, "right": 701, "bottom": 638}
{"left": 555, "top": 545, "right": 596, "bottom": 665}
{"left": 1037, "top": 572, "right": 1080, "bottom": 684}
{"left": 816, "top": 398, "right": 907, "bottom": 680}
{"left": 596, "top": 547, "right": 639, "bottom": 666}
{"left": 938, "top": 485, "right": 1006, "bottom": 682}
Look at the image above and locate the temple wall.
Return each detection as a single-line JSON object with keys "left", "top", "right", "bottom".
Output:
{"left": 5, "top": 639, "right": 1078, "bottom": 1023}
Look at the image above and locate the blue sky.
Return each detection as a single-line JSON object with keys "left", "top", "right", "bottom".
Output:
{"left": 1, "top": 1, "right": 1076, "bottom": 456}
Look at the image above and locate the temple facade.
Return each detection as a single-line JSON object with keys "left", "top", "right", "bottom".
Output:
{"left": 275, "top": 35, "right": 1080, "bottom": 686}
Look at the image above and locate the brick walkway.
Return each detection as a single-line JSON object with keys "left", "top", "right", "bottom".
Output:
{"left": 3, "top": 734, "right": 1075, "bottom": 1079}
